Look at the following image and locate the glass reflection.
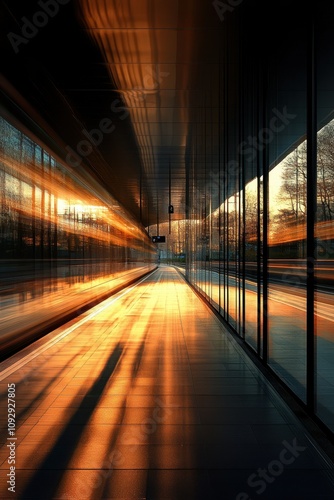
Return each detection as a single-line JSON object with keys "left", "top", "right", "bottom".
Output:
{"left": 0, "top": 116, "right": 157, "bottom": 358}
{"left": 315, "top": 120, "right": 334, "bottom": 430}
{"left": 268, "top": 141, "right": 307, "bottom": 401}
{"left": 244, "top": 178, "right": 259, "bottom": 350}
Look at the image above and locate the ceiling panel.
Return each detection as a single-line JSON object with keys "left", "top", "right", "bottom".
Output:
{"left": 0, "top": 0, "right": 255, "bottom": 228}
{"left": 78, "top": 0, "right": 214, "bottom": 226}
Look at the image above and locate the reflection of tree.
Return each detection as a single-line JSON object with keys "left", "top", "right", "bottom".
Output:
{"left": 269, "top": 120, "right": 334, "bottom": 256}
{"left": 274, "top": 121, "right": 334, "bottom": 229}
{"left": 277, "top": 144, "right": 307, "bottom": 224}
{"left": 245, "top": 189, "right": 257, "bottom": 242}
{"left": 244, "top": 186, "right": 258, "bottom": 260}
{"left": 270, "top": 142, "right": 307, "bottom": 256}
{"left": 317, "top": 121, "right": 334, "bottom": 221}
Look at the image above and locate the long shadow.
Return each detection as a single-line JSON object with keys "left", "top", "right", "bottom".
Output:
{"left": 98, "top": 337, "right": 148, "bottom": 498}
{"left": 0, "top": 350, "right": 87, "bottom": 448}
{"left": 19, "top": 342, "right": 124, "bottom": 499}
{"left": 0, "top": 350, "right": 86, "bottom": 433}
{"left": 99, "top": 335, "right": 147, "bottom": 439}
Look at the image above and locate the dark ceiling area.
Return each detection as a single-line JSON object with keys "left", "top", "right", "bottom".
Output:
{"left": 0, "top": 0, "right": 259, "bottom": 228}
{"left": 0, "top": 0, "right": 149, "bottom": 223}
{"left": 1, "top": 1, "right": 333, "bottom": 228}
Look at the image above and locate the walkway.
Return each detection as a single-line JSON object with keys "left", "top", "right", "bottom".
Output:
{"left": 1, "top": 266, "right": 334, "bottom": 499}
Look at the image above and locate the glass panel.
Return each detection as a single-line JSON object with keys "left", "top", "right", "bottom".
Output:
{"left": 315, "top": 6, "right": 334, "bottom": 429}
{"left": 268, "top": 139, "right": 307, "bottom": 401}
{"left": 266, "top": 30, "right": 308, "bottom": 400}
{"left": 228, "top": 193, "right": 238, "bottom": 330}
{"left": 211, "top": 202, "right": 220, "bottom": 311}
{"left": 315, "top": 120, "right": 334, "bottom": 429}
{"left": 220, "top": 197, "right": 228, "bottom": 320}
{"left": 244, "top": 178, "right": 259, "bottom": 349}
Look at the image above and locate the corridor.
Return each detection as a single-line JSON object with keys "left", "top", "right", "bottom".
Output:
{"left": 1, "top": 267, "right": 334, "bottom": 499}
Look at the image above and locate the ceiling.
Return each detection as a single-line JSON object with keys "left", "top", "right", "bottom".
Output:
{"left": 1, "top": 1, "right": 333, "bottom": 228}
{"left": 0, "top": 0, "right": 228, "bottom": 228}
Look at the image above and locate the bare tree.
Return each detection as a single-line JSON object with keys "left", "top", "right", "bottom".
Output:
{"left": 317, "top": 120, "right": 334, "bottom": 221}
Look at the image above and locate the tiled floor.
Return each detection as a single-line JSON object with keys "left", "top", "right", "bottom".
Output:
{"left": 1, "top": 266, "right": 334, "bottom": 499}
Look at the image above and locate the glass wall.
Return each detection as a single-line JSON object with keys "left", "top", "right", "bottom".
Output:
{"left": 266, "top": 19, "right": 308, "bottom": 401}
{"left": 182, "top": 0, "right": 334, "bottom": 437}
{"left": 315, "top": 8, "right": 334, "bottom": 432}
{"left": 0, "top": 116, "right": 156, "bottom": 262}
{"left": 0, "top": 113, "right": 157, "bottom": 359}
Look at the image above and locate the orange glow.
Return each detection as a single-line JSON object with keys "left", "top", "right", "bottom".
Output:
{"left": 0, "top": 150, "right": 153, "bottom": 253}
{"left": 269, "top": 220, "right": 334, "bottom": 246}
{"left": 79, "top": 0, "right": 187, "bottom": 212}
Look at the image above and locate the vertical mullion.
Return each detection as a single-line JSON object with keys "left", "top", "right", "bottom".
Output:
{"left": 239, "top": 12, "right": 245, "bottom": 338}
{"left": 218, "top": 49, "right": 222, "bottom": 313}
{"left": 225, "top": 28, "right": 229, "bottom": 321}
{"left": 262, "top": 62, "right": 269, "bottom": 365}
{"left": 307, "top": 14, "right": 317, "bottom": 413}
{"left": 256, "top": 65, "right": 262, "bottom": 357}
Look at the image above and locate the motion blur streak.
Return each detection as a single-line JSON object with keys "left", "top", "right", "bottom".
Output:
{"left": 0, "top": 115, "right": 157, "bottom": 359}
